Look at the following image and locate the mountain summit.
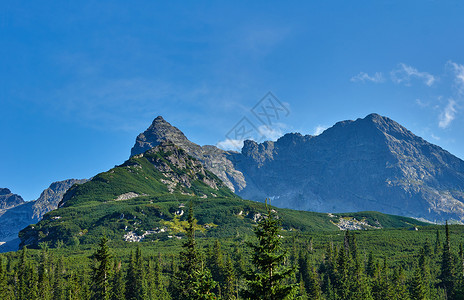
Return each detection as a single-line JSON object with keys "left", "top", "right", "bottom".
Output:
{"left": 131, "top": 113, "right": 464, "bottom": 222}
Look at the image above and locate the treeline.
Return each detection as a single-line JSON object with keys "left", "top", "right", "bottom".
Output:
{"left": 2, "top": 203, "right": 464, "bottom": 299}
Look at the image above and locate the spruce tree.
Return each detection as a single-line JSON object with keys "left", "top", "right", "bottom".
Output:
{"left": 175, "top": 202, "right": 216, "bottom": 299}
{"left": 52, "top": 255, "right": 66, "bottom": 300}
{"left": 242, "top": 199, "right": 296, "bottom": 300}
{"left": 151, "top": 253, "right": 171, "bottom": 300}
{"left": 92, "top": 236, "right": 112, "bottom": 300}
{"left": 223, "top": 255, "right": 237, "bottom": 300}
{"left": 125, "top": 251, "right": 137, "bottom": 300}
{"left": 38, "top": 244, "right": 52, "bottom": 300}
{"left": 439, "top": 221, "right": 455, "bottom": 298}
{"left": 111, "top": 261, "right": 125, "bottom": 300}
{"left": 125, "top": 247, "right": 147, "bottom": 300}
{"left": 16, "top": 246, "right": 29, "bottom": 300}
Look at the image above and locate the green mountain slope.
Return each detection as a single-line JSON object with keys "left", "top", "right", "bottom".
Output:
{"left": 19, "top": 142, "right": 429, "bottom": 249}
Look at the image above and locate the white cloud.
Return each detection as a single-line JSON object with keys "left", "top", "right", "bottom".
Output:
{"left": 313, "top": 125, "right": 327, "bottom": 136}
{"left": 439, "top": 99, "right": 457, "bottom": 129}
{"left": 257, "top": 124, "right": 284, "bottom": 141}
{"left": 431, "top": 133, "right": 441, "bottom": 141}
{"left": 415, "top": 98, "right": 429, "bottom": 108}
{"left": 391, "top": 63, "right": 436, "bottom": 87}
{"left": 216, "top": 122, "right": 286, "bottom": 151}
{"left": 216, "top": 139, "right": 244, "bottom": 151}
{"left": 350, "top": 72, "right": 384, "bottom": 83}
{"left": 448, "top": 61, "right": 464, "bottom": 94}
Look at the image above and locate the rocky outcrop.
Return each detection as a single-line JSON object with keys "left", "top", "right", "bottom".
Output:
{"left": 131, "top": 116, "right": 246, "bottom": 192}
{"left": 0, "top": 188, "right": 24, "bottom": 211}
{"left": 131, "top": 114, "right": 464, "bottom": 222}
{"left": 32, "top": 179, "right": 87, "bottom": 219}
{"left": 0, "top": 179, "right": 86, "bottom": 252}
{"left": 142, "top": 142, "right": 224, "bottom": 193}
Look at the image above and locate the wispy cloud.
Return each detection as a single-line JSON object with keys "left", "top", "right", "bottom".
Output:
{"left": 391, "top": 63, "right": 436, "bottom": 87}
{"left": 448, "top": 61, "right": 464, "bottom": 94}
{"left": 431, "top": 133, "right": 441, "bottom": 141}
{"left": 313, "top": 125, "right": 327, "bottom": 135}
{"left": 216, "top": 139, "right": 244, "bottom": 151}
{"left": 350, "top": 72, "right": 384, "bottom": 83}
{"left": 439, "top": 99, "right": 457, "bottom": 129}
{"left": 216, "top": 122, "right": 286, "bottom": 151}
{"left": 415, "top": 98, "right": 430, "bottom": 108}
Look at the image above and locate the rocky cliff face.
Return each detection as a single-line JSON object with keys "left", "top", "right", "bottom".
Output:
{"left": 32, "top": 179, "right": 87, "bottom": 220}
{"left": 0, "top": 188, "right": 24, "bottom": 211}
{"left": 131, "top": 116, "right": 246, "bottom": 192}
{"left": 131, "top": 114, "right": 464, "bottom": 222}
{"left": 0, "top": 179, "right": 86, "bottom": 252}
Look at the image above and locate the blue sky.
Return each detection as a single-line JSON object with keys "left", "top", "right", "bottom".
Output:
{"left": 1, "top": 1, "right": 464, "bottom": 200}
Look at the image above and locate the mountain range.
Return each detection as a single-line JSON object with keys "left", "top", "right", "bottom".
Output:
{"left": 0, "top": 179, "right": 86, "bottom": 252}
{"left": 131, "top": 114, "right": 464, "bottom": 222}
{"left": 5, "top": 112, "right": 464, "bottom": 250}
{"left": 19, "top": 141, "right": 426, "bottom": 249}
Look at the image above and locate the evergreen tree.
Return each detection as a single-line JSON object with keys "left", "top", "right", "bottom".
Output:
{"left": 125, "top": 251, "right": 137, "bottom": 300}
{"left": 174, "top": 202, "right": 216, "bottom": 299}
{"left": 391, "top": 267, "right": 409, "bottom": 300}
{"left": 242, "top": 199, "right": 296, "bottom": 300}
{"left": 155, "top": 253, "right": 171, "bottom": 300}
{"left": 52, "top": 255, "right": 66, "bottom": 300}
{"left": 16, "top": 246, "right": 29, "bottom": 300}
{"left": 92, "top": 236, "right": 112, "bottom": 300}
{"left": 305, "top": 265, "right": 322, "bottom": 300}
{"left": 66, "top": 271, "right": 81, "bottom": 300}
{"left": 125, "top": 247, "right": 147, "bottom": 300}
{"left": 435, "top": 229, "right": 441, "bottom": 256}
{"left": 207, "top": 239, "right": 225, "bottom": 296}
{"left": 38, "top": 244, "right": 52, "bottom": 300}
{"left": 410, "top": 266, "right": 427, "bottom": 300}
{"left": 439, "top": 221, "right": 455, "bottom": 298}
{"left": 111, "top": 261, "right": 125, "bottom": 300}
{"left": 223, "top": 255, "right": 237, "bottom": 300}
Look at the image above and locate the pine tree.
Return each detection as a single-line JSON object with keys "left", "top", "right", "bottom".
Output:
{"left": 242, "top": 199, "right": 296, "bottom": 300}
{"left": 334, "top": 239, "right": 350, "bottom": 300}
{"left": 153, "top": 253, "right": 171, "bottom": 300}
{"left": 306, "top": 265, "right": 322, "bottom": 300}
{"left": 175, "top": 202, "right": 216, "bottom": 300}
{"left": 391, "top": 267, "right": 409, "bottom": 300}
{"left": 223, "top": 255, "right": 237, "bottom": 300}
{"left": 435, "top": 229, "right": 441, "bottom": 256}
{"left": 439, "top": 221, "right": 455, "bottom": 298}
{"left": 52, "top": 255, "right": 66, "bottom": 300}
{"left": 66, "top": 271, "right": 81, "bottom": 300}
{"left": 16, "top": 246, "right": 29, "bottom": 300}
{"left": 135, "top": 246, "right": 148, "bottom": 299}
{"left": 207, "top": 239, "right": 225, "bottom": 296}
{"left": 125, "top": 251, "right": 137, "bottom": 300}
{"left": 125, "top": 247, "right": 147, "bottom": 300}
{"left": 38, "top": 244, "right": 52, "bottom": 300}
{"left": 111, "top": 261, "right": 125, "bottom": 300}
{"left": 410, "top": 266, "right": 427, "bottom": 300}
{"left": 92, "top": 236, "right": 112, "bottom": 300}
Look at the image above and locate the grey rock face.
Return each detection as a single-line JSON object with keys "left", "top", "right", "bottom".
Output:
{"left": 32, "top": 179, "right": 88, "bottom": 220}
{"left": 131, "top": 114, "right": 464, "bottom": 222}
{"left": 131, "top": 116, "right": 246, "bottom": 192}
{"left": 0, "top": 179, "right": 86, "bottom": 252}
{"left": 0, "top": 188, "right": 24, "bottom": 210}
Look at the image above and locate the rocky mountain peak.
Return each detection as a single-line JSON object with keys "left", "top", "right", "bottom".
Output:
{"left": 0, "top": 188, "right": 24, "bottom": 210}
{"left": 0, "top": 188, "right": 11, "bottom": 195}
{"left": 131, "top": 116, "right": 196, "bottom": 157}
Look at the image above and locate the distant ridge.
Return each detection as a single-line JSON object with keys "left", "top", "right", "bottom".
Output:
{"left": 131, "top": 113, "right": 464, "bottom": 222}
